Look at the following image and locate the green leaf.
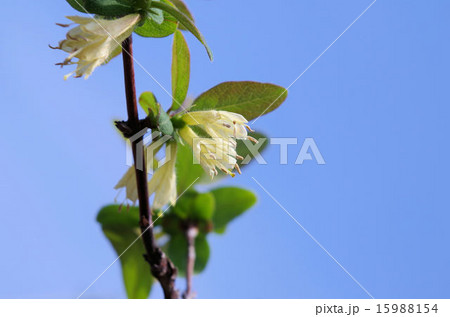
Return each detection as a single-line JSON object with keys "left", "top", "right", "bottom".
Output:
{"left": 211, "top": 187, "right": 257, "bottom": 234}
{"left": 67, "top": 0, "right": 87, "bottom": 12}
{"left": 97, "top": 205, "right": 153, "bottom": 299}
{"left": 152, "top": 0, "right": 213, "bottom": 60}
{"left": 97, "top": 204, "right": 140, "bottom": 228}
{"left": 191, "top": 81, "right": 288, "bottom": 120}
{"left": 134, "top": 0, "right": 178, "bottom": 38}
{"left": 139, "top": 91, "right": 159, "bottom": 115}
{"left": 167, "top": 233, "right": 210, "bottom": 275}
{"left": 171, "top": 30, "right": 190, "bottom": 110}
{"left": 148, "top": 8, "right": 164, "bottom": 24}
{"left": 168, "top": 0, "right": 194, "bottom": 30}
{"left": 160, "top": 212, "right": 182, "bottom": 236}
{"left": 175, "top": 142, "right": 204, "bottom": 193}
{"left": 138, "top": 92, "right": 172, "bottom": 134}
{"left": 83, "top": 0, "right": 137, "bottom": 17}
{"left": 192, "top": 192, "right": 215, "bottom": 220}
{"left": 171, "top": 191, "right": 214, "bottom": 221}
{"left": 172, "top": 191, "right": 196, "bottom": 220}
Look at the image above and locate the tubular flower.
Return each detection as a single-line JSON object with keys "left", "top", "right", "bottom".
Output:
{"left": 115, "top": 143, "right": 177, "bottom": 210}
{"left": 51, "top": 14, "right": 140, "bottom": 79}
{"left": 147, "top": 143, "right": 178, "bottom": 210}
{"left": 114, "top": 165, "right": 139, "bottom": 204}
{"left": 179, "top": 110, "right": 256, "bottom": 178}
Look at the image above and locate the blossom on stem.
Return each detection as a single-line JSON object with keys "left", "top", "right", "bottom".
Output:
{"left": 179, "top": 110, "right": 256, "bottom": 178}
{"left": 115, "top": 142, "right": 177, "bottom": 210}
{"left": 147, "top": 143, "right": 177, "bottom": 210}
{"left": 114, "top": 165, "right": 139, "bottom": 204}
{"left": 51, "top": 14, "right": 140, "bottom": 79}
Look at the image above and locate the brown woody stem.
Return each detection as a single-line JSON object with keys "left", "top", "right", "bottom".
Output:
{"left": 121, "top": 35, "right": 179, "bottom": 299}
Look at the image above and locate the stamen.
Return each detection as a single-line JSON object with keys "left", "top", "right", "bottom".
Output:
{"left": 245, "top": 124, "right": 255, "bottom": 132}
{"left": 236, "top": 155, "right": 244, "bottom": 160}
{"left": 235, "top": 163, "right": 242, "bottom": 175}
{"left": 221, "top": 167, "right": 236, "bottom": 177}
{"left": 222, "top": 123, "right": 232, "bottom": 128}
{"left": 247, "top": 136, "right": 258, "bottom": 144}
{"left": 56, "top": 23, "right": 71, "bottom": 28}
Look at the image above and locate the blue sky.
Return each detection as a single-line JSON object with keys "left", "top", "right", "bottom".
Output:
{"left": 1, "top": 0, "right": 449, "bottom": 298}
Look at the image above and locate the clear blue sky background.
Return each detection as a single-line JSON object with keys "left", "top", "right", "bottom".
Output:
{"left": 1, "top": 0, "right": 449, "bottom": 299}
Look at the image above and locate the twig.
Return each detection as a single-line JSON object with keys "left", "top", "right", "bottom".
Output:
{"left": 121, "top": 35, "right": 179, "bottom": 299}
{"left": 183, "top": 223, "right": 198, "bottom": 299}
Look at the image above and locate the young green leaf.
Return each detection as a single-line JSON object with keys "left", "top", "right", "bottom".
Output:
{"left": 171, "top": 30, "right": 190, "bottom": 110}
{"left": 167, "top": 233, "right": 210, "bottom": 276}
{"left": 97, "top": 205, "right": 153, "bottom": 299}
{"left": 138, "top": 94, "right": 173, "bottom": 135}
{"left": 152, "top": 0, "right": 213, "bottom": 60}
{"left": 191, "top": 81, "right": 288, "bottom": 120}
{"left": 211, "top": 187, "right": 257, "bottom": 234}
{"left": 168, "top": 0, "right": 194, "bottom": 30}
{"left": 139, "top": 91, "right": 159, "bottom": 115}
{"left": 134, "top": 0, "right": 178, "bottom": 38}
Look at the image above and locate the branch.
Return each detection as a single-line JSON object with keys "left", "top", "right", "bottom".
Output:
{"left": 183, "top": 223, "right": 198, "bottom": 299}
{"left": 121, "top": 35, "right": 179, "bottom": 299}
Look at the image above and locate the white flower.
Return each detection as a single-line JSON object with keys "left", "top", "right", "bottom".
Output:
{"left": 51, "top": 14, "right": 140, "bottom": 79}
{"left": 147, "top": 143, "right": 177, "bottom": 210}
{"left": 179, "top": 110, "right": 256, "bottom": 178}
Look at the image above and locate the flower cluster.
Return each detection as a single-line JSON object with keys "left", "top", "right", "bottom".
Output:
{"left": 179, "top": 110, "right": 256, "bottom": 178}
{"left": 115, "top": 110, "right": 256, "bottom": 210}
{"left": 51, "top": 14, "right": 140, "bottom": 79}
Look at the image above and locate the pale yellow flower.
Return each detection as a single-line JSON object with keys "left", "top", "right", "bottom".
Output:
{"left": 114, "top": 166, "right": 139, "bottom": 204}
{"left": 147, "top": 143, "right": 177, "bottom": 210}
{"left": 115, "top": 143, "right": 177, "bottom": 210}
{"left": 179, "top": 110, "right": 256, "bottom": 178}
{"left": 52, "top": 14, "right": 140, "bottom": 79}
